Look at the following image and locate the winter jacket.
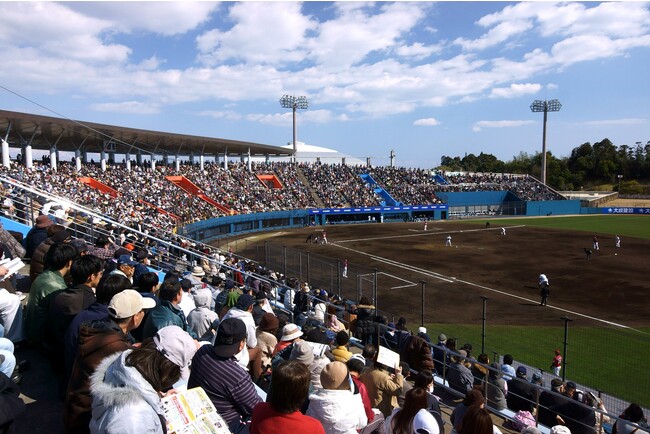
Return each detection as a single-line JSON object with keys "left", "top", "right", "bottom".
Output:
{"left": 331, "top": 345, "right": 353, "bottom": 363}
{"left": 354, "top": 305, "right": 375, "bottom": 342}
{"left": 89, "top": 351, "right": 165, "bottom": 434}
{"left": 256, "top": 329, "right": 278, "bottom": 369}
{"left": 396, "top": 332, "right": 434, "bottom": 373}
{"left": 0, "top": 371, "right": 26, "bottom": 434}
{"left": 306, "top": 388, "right": 368, "bottom": 434}
{"left": 29, "top": 238, "right": 55, "bottom": 282}
{"left": 142, "top": 300, "right": 197, "bottom": 340}
{"left": 25, "top": 270, "right": 67, "bottom": 342}
{"left": 64, "top": 319, "right": 132, "bottom": 434}
{"left": 360, "top": 367, "right": 403, "bottom": 418}
{"left": 24, "top": 226, "right": 48, "bottom": 258}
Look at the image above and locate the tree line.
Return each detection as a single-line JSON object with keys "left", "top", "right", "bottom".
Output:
{"left": 437, "top": 138, "right": 650, "bottom": 193}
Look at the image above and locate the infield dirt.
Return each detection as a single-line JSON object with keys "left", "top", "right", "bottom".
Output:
{"left": 233, "top": 221, "right": 650, "bottom": 329}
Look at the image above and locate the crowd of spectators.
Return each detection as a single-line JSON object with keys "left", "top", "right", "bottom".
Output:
{"left": 1, "top": 160, "right": 565, "bottom": 238}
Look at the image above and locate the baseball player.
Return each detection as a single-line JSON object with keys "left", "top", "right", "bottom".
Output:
{"left": 615, "top": 235, "right": 621, "bottom": 248}
{"left": 423, "top": 221, "right": 428, "bottom": 231}
{"left": 445, "top": 235, "right": 452, "bottom": 247}
{"left": 322, "top": 231, "right": 328, "bottom": 244}
{"left": 501, "top": 227, "right": 506, "bottom": 236}
{"left": 592, "top": 236, "right": 599, "bottom": 250}
{"left": 342, "top": 259, "right": 348, "bottom": 278}
{"left": 539, "top": 273, "right": 550, "bottom": 306}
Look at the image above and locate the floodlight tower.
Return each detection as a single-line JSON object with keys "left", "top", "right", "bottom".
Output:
{"left": 280, "top": 95, "right": 309, "bottom": 154}
{"left": 530, "top": 99, "right": 562, "bottom": 185}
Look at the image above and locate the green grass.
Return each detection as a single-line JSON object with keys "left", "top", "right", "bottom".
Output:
{"left": 460, "top": 215, "right": 650, "bottom": 239}
{"left": 426, "top": 322, "right": 650, "bottom": 407}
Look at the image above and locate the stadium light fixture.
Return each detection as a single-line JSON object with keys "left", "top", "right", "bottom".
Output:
{"left": 280, "top": 95, "right": 309, "bottom": 155}
{"left": 530, "top": 99, "right": 562, "bottom": 185}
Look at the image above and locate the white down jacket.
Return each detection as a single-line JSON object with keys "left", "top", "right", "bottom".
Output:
{"left": 89, "top": 351, "right": 165, "bottom": 434}
{"left": 306, "top": 387, "right": 368, "bottom": 434}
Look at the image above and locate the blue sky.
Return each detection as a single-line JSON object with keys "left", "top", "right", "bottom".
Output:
{"left": 1, "top": 1, "right": 649, "bottom": 168}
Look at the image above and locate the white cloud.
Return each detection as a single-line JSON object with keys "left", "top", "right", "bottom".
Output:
{"left": 196, "top": 2, "right": 315, "bottom": 65}
{"left": 395, "top": 42, "right": 441, "bottom": 60}
{"left": 198, "top": 110, "right": 242, "bottom": 121}
{"left": 490, "top": 83, "right": 541, "bottom": 99}
{"left": 68, "top": 2, "right": 218, "bottom": 36}
{"left": 90, "top": 101, "right": 159, "bottom": 114}
{"left": 414, "top": 118, "right": 440, "bottom": 126}
{"left": 472, "top": 120, "right": 535, "bottom": 132}
{"left": 455, "top": 19, "right": 533, "bottom": 51}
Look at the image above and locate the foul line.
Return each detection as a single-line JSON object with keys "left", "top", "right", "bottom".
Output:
{"left": 337, "top": 225, "right": 527, "bottom": 244}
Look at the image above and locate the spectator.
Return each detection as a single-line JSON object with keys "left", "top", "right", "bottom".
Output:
{"left": 412, "top": 370, "right": 445, "bottom": 432}
{"left": 306, "top": 360, "right": 368, "bottom": 433}
{"left": 471, "top": 353, "right": 490, "bottom": 390}
{"left": 507, "top": 365, "right": 538, "bottom": 413}
{"left": 177, "top": 278, "right": 196, "bottom": 318}
{"left": 432, "top": 333, "right": 447, "bottom": 376}
{"left": 447, "top": 350, "right": 474, "bottom": 395}
{"left": 290, "top": 339, "right": 329, "bottom": 390}
{"left": 250, "top": 360, "right": 325, "bottom": 434}
{"left": 274, "top": 323, "right": 302, "bottom": 356}
{"left": 347, "top": 355, "right": 381, "bottom": 429}
{"left": 64, "top": 275, "right": 131, "bottom": 377}
{"left": 501, "top": 354, "right": 516, "bottom": 380}
{"left": 142, "top": 279, "right": 198, "bottom": 340}
{"left": 89, "top": 325, "right": 197, "bottom": 434}
{"left": 615, "top": 403, "right": 647, "bottom": 434}
{"left": 256, "top": 313, "right": 279, "bottom": 370}
{"left": 24, "top": 214, "right": 52, "bottom": 259}
{"left": 64, "top": 289, "right": 155, "bottom": 434}
{"left": 486, "top": 363, "right": 508, "bottom": 411}
{"left": 355, "top": 297, "right": 375, "bottom": 345}
{"left": 29, "top": 225, "right": 70, "bottom": 282}
{"left": 385, "top": 387, "right": 439, "bottom": 434}
{"left": 0, "top": 370, "right": 25, "bottom": 432}
{"left": 459, "top": 405, "right": 502, "bottom": 434}
{"left": 0, "top": 264, "right": 24, "bottom": 343}
{"left": 189, "top": 318, "right": 263, "bottom": 432}
{"left": 538, "top": 379, "right": 567, "bottom": 427}
{"left": 109, "top": 254, "right": 137, "bottom": 285}
{"left": 186, "top": 288, "right": 219, "bottom": 342}
{"left": 331, "top": 330, "right": 353, "bottom": 363}
{"left": 25, "top": 242, "right": 77, "bottom": 343}
{"left": 450, "top": 389, "right": 486, "bottom": 433}
{"left": 360, "top": 354, "right": 403, "bottom": 418}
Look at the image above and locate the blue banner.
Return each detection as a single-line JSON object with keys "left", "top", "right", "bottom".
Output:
{"left": 602, "top": 207, "right": 650, "bottom": 214}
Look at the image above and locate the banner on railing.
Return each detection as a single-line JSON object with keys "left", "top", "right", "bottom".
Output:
{"left": 309, "top": 204, "right": 448, "bottom": 215}
{"left": 602, "top": 207, "right": 650, "bottom": 214}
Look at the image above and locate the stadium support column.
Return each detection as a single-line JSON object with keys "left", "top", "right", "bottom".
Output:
{"left": 481, "top": 296, "right": 488, "bottom": 355}
{"left": 1, "top": 139, "right": 9, "bottom": 168}
{"left": 175, "top": 155, "right": 180, "bottom": 172}
{"left": 125, "top": 153, "right": 131, "bottom": 171}
{"left": 247, "top": 148, "right": 251, "bottom": 172}
{"left": 24, "top": 144, "right": 33, "bottom": 169}
{"left": 561, "top": 316, "right": 572, "bottom": 381}
{"left": 199, "top": 154, "right": 204, "bottom": 171}
{"left": 150, "top": 154, "right": 156, "bottom": 171}
{"left": 390, "top": 149, "right": 395, "bottom": 168}
{"left": 100, "top": 150, "right": 107, "bottom": 172}
{"left": 223, "top": 149, "right": 228, "bottom": 169}
{"left": 50, "top": 147, "right": 57, "bottom": 171}
{"left": 420, "top": 280, "right": 426, "bottom": 327}
{"left": 75, "top": 149, "right": 82, "bottom": 172}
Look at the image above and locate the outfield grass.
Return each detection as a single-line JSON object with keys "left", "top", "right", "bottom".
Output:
{"left": 460, "top": 215, "right": 650, "bottom": 240}
{"left": 426, "top": 322, "right": 650, "bottom": 407}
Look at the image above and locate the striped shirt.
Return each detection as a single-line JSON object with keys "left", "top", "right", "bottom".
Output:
{"left": 188, "top": 344, "right": 262, "bottom": 425}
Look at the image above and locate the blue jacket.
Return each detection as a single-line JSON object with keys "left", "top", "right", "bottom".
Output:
{"left": 141, "top": 300, "right": 198, "bottom": 340}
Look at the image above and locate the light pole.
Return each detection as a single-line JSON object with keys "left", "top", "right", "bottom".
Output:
{"left": 530, "top": 99, "right": 562, "bottom": 185}
{"left": 617, "top": 174, "right": 623, "bottom": 192}
{"left": 280, "top": 95, "right": 309, "bottom": 155}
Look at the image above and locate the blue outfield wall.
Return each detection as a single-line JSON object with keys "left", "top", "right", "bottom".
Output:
{"left": 525, "top": 200, "right": 581, "bottom": 216}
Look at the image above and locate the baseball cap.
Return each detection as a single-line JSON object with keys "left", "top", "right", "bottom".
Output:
{"left": 517, "top": 366, "right": 527, "bottom": 376}
{"left": 117, "top": 254, "right": 137, "bottom": 266}
{"left": 69, "top": 238, "right": 89, "bottom": 253}
{"left": 418, "top": 326, "right": 427, "bottom": 334}
{"left": 235, "top": 293, "right": 255, "bottom": 310}
{"left": 153, "top": 325, "right": 197, "bottom": 368}
{"left": 438, "top": 333, "right": 447, "bottom": 342}
{"left": 566, "top": 381, "right": 577, "bottom": 390}
{"left": 214, "top": 318, "right": 247, "bottom": 358}
{"left": 108, "top": 289, "right": 156, "bottom": 319}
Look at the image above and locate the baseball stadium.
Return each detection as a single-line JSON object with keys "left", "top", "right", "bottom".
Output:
{"left": 1, "top": 109, "right": 648, "bottom": 434}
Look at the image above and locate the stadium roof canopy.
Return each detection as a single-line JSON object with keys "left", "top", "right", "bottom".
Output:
{"left": 0, "top": 109, "right": 293, "bottom": 157}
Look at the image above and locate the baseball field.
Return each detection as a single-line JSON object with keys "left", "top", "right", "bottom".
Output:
{"left": 233, "top": 214, "right": 650, "bottom": 407}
